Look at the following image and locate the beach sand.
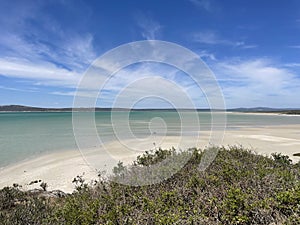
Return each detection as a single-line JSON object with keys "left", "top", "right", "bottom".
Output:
{"left": 0, "top": 124, "right": 299, "bottom": 193}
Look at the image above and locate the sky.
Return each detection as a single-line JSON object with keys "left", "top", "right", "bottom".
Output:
{"left": 0, "top": 0, "right": 300, "bottom": 108}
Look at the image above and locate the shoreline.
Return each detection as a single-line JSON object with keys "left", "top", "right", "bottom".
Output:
{"left": 227, "top": 111, "right": 300, "bottom": 116}
{"left": 0, "top": 124, "right": 300, "bottom": 193}
{"left": 1, "top": 110, "right": 299, "bottom": 116}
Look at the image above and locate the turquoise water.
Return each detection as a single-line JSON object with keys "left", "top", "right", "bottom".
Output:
{"left": 0, "top": 111, "right": 300, "bottom": 167}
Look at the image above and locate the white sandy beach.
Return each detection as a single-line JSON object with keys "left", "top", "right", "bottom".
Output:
{"left": 0, "top": 124, "right": 300, "bottom": 193}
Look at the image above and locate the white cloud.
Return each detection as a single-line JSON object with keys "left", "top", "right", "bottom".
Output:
{"left": 0, "top": 29, "right": 96, "bottom": 71}
{"left": 240, "top": 44, "right": 258, "bottom": 49}
{"left": 0, "top": 0, "right": 97, "bottom": 90}
{"left": 284, "top": 63, "right": 300, "bottom": 67}
{"left": 135, "top": 13, "right": 162, "bottom": 40}
{"left": 55, "top": 62, "right": 211, "bottom": 108}
{"left": 213, "top": 58, "right": 300, "bottom": 107}
{"left": 198, "top": 50, "right": 216, "bottom": 61}
{"left": 193, "top": 31, "right": 257, "bottom": 48}
{"left": 0, "top": 85, "right": 36, "bottom": 93}
{"left": 217, "top": 59, "right": 295, "bottom": 86}
{"left": 193, "top": 31, "right": 223, "bottom": 45}
{"left": 0, "top": 57, "right": 81, "bottom": 87}
{"left": 47, "top": 53, "right": 300, "bottom": 109}
{"left": 189, "top": 0, "right": 213, "bottom": 12}
{"left": 289, "top": 45, "right": 300, "bottom": 49}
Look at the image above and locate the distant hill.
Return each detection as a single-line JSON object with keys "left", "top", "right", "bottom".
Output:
{"left": 228, "top": 107, "right": 299, "bottom": 112}
{"left": 0, "top": 105, "right": 72, "bottom": 112}
{"left": 0, "top": 105, "right": 111, "bottom": 112}
{"left": 228, "top": 107, "right": 300, "bottom": 115}
{"left": 0, "top": 105, "right": 209, "bottom": 112}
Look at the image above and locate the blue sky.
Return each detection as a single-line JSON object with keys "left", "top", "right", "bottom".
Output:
{"left": 0, "top": 0, "right": 300, "bottom": 108}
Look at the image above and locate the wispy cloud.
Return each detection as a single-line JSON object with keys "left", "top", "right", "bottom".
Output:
{"left": 189, "top": 0, "right": 214, "bottom": 12}
{"left": 288, "top": 45, "right": 300, "bottom": 49}
{"left": 55, "top": 61, "right": 210, "bottom": 108}
{"left": 198, "top": 50, "right": 216, "bottom": 61}
{"left": 193, "top": 30, "right": 257, "bottom": 48}
{"left": 0, "top": 1, "right": 97, "bottom": 90}
{"left": 217, "top": 59, "right": 296, "bottom": 88}
{"left": 0, "top": 85, "right": 37, "bottom": 93}
{"left": 239, "top": 44, "right": 257, "bottom": 49}
{"left": 135, "top": 13, "right": 162, "bottom": 40}
{"left": 0, "top": 57, "right": 81, "bottom": 87}
{"left": 213, "top": 58, "right": 300, "bottom": 107}
{"left": 284, "top": 63, "right": 300, "bottom": 68}
{"left": 193, "top": 31, "right": 224, "bottom": 45}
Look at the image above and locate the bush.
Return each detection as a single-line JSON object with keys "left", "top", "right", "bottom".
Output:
{"left": 271, "top": 152, "right": 292, "bottom": 166}
{"left": 0, "top": 146, "right": 299, "bottom": 224}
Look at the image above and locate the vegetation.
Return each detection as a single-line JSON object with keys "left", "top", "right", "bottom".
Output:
{"left": 0, "top": 146, "right": 299, "bottom": 224}
{"left": 281, "top": 110, "right": 300, "bottom": 115}
{"left": 293, "top": 152, "right": 300, "bottom": 157}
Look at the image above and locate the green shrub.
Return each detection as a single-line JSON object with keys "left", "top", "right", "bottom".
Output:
{"left": 1, "top": 146, "right": 299, "bottom": 224}
{"left": 271, "top": 152, "right": 292, "bottom": 166}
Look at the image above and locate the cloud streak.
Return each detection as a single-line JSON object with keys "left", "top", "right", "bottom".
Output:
{"left": 189, "top": 0, "right": 214, "bottom": 12}
{"left": 193, "top": 31, "right": 257, "bottom": 49}
{"left": 289, "top": 45, "right": 300, "bottom": 49}
{"left": 0, "top": 0, "right": 96, "bottom": 90}
{"left": 0, "top": 57, "right": 81, "bottom": 86}
{"left": 213, "top": 58, "right": 300, "bottom": 107}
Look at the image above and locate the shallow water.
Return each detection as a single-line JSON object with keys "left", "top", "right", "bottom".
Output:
{"left": 0, "top": 111, "right": 299, "bottom": 167}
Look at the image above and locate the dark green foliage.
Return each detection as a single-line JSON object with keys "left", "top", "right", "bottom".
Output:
{"left": 40, "top": 182, "right": 48, "bottom": 191}
{"left": 72, "top": 175, "right": 89, "bottom": 192}
{"left": 135, "top": 147, "right": 175, "bottom": 166}
{"left": 0, "top": 186, "right": 54, "bottom": 224}
{"left": 0, "top": 146, "right": 299, "bottom": 224}
{"left": 113, "top": 161, "right": 126, "bottom": 175}
{"left": 271, "top": 152, "right": 292, "bottom": 166}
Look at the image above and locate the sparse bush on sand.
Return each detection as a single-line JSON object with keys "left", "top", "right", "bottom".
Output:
{"left": 0, "top": 146, "right": 299, "bottom": 224}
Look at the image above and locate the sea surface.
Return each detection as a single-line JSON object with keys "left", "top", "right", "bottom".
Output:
{"left": 0, "top": 111, "right": 300, "bottom": 167}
